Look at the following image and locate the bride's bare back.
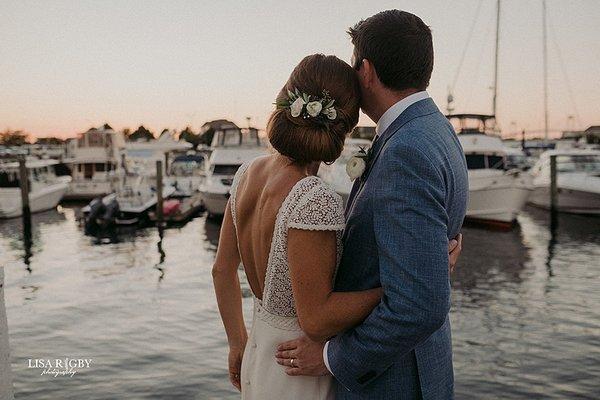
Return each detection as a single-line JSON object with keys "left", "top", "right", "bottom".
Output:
{"left": 233, "top": 155, "right": 311, "bottom": 300}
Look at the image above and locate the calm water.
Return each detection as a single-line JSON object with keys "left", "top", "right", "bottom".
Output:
{"left": 1, "top": 205, "right": 599, "bottom": 399}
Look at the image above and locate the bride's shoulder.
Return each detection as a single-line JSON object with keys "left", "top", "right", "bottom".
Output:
{"left": 312, "top": 177, "right": 342, "bottom": 202}
{"left": 292, "top": 176, "right": 340, "bottom": 200}
{"left": 287, "top": 176, "right": 345, "bottom": 229}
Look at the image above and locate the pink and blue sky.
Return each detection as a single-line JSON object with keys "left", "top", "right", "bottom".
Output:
{"left": 1, "top": 0, "right": 599, "bottom": 139}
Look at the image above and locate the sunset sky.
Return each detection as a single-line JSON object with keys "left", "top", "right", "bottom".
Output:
{"left": 1, "top": 0, "right": 599, "bottom": 139}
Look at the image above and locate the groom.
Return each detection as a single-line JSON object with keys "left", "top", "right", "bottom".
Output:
{"left": 276, "top": 10, "right": 468, "bottom": 399}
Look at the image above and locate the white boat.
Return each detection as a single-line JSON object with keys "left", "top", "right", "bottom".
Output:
{"left": 199, "top": 127, "right": 267, "bottom": 216}
{"left": 528, "top": 149, "right": 600, "bottom": 214}
{"left": 318, "top": 138, "right": 371, "bottom": 205}
{"left": 0, "top": 159, "right": 71, "bottom": 218}
{"left": 82, "top": 174, "right": 176, "bottom": 228}
{"left": 63, "top": 125, "right": 125, "bottom": 200}
{"left": 449, "top": 114, "right": 533, "bottom": 226}
{"left": 124, "top": 131, "right": 192, "bottom": 173}
{"left": 166, "top": 153, "right": 207, "bottom": 197}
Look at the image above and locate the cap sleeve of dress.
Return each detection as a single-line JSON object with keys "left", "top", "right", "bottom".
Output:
{"left": 287, "top": 180, "right": 345, "bottom": 231}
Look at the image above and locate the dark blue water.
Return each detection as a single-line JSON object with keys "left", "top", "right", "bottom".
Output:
{"left": 1, "top": 205, "right": 598, "bottom": 399}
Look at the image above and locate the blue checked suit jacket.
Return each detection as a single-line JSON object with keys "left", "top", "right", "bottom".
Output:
{"left": 327, "top": 98, "right": 468, "bottom": 399}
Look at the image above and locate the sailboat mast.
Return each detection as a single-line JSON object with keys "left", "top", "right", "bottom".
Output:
{"left": 542, "top": 0, "right": 549, "bottom": 141}
{"left": 492, "top": 0, "right": 500, "bottom": 119}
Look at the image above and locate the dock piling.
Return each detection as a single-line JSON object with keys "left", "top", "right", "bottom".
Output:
{"left": 0, "top": 267, "right": 14, "bottom": 399}
{"left": 156, "top": 160, "right": 164, "bottom": 226}
{"left": 550, "top": 155, "right": 558, "bottom": 212}
{"left": 18, "top": 157, "right": 32, "bottom": 229}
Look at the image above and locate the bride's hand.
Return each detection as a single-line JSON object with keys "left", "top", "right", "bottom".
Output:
{"left": 448, "top": 233, "right": 463, "bottom": 273}
{"left": 228, "top": 344, "right": 245, "bottom": 392}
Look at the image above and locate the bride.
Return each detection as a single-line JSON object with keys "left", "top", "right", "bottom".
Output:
{"left": 212, "top": 54, "right": 461, "bottom": 399}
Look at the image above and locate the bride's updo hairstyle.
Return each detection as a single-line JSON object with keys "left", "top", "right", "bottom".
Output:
{"left": 268, "top": 54, "right": 360, "bottom": 164}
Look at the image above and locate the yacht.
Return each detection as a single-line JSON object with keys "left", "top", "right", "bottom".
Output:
{"left": 199, "top": 127, "right": 267, "bottom": 216}
{"left": 318, "top": 138, "right": 371, "bottom": 205}
{"left": 0, "top": 159, "right": 71, "bottom": 218}
{"left": 449, "top": 114, "right": 533, "bottom": 226}
{"left": 63, "top": 125, "right": 125, "bottom": 200}
{"left": 166, "top": 152, "right": 207, "bottom": 197}
{"left": 528, "top": 149, "right": 600, "bottom": 214}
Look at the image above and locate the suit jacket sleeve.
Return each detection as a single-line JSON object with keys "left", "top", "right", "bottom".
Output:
{"left": 327, "top": 139, "right": 451, "bottom": 392}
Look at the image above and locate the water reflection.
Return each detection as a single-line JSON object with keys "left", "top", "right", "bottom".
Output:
{"left": 452, "top": 221, "right": 530, "bottom": 303}
{"left": 154, "top": 226, "right": 166, "bottom": 282}
{"left": 0, "top": 209, "right": 67, "bottom": 273}
{"left": 1, "top": 203, "right": 598, "bottom": 399}
{"left": 203, "top": 217, "right": 222, "bottom": 251}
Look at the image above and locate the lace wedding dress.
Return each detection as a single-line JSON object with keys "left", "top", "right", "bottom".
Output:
{"left": 230, "top": 161, "right": 345, "bottom": 400}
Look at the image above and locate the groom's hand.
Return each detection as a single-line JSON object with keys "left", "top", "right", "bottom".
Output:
{"left": 275, "top": 335, "right": 329, "bottom": 376}
{"left": 448, "top": 233, "right": 463, "bottom": 273}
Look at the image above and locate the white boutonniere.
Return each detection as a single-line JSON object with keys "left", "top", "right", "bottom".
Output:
{"left": 346, "top": 147, "right": 369, "bottom": 181}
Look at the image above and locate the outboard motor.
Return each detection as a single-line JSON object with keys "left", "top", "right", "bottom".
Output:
{"left": 99, "top": 198, "right": 120, "bottom": 228}
{"left": 84, "top": 197, "right": 106, "bottom": 233}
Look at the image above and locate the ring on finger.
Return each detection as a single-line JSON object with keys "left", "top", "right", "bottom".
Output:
{"left": 290, "top": 358, "right": 295, "bottom": 367}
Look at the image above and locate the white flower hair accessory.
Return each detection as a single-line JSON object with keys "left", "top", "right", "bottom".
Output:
{"left": 276, "top": 88, "right": 337, "bottom": 124}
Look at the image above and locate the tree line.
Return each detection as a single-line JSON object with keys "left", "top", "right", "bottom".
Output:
{"left": 0, "top": 124, "right": 219, "bottom": 148}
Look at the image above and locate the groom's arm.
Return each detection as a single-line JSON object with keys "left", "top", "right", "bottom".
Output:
{"left": 327, "top": 139, "right": 450, "bottom": 392}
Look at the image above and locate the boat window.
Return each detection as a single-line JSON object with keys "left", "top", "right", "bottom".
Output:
{"left": 0, "top": 171, "right": 20, "bottom": 187}
{"left": 557, "top": 155, "right": 600, "bottom": 173}
{"left": 487, "top": 155, "right": 505, "bottom": 170}
{"left": 466, "top": 154, "right": 486, "bottom": 169}
{"left": 171, "top": 160, "right": 204, "bottom": 176}
{"left": 95, "top": 163, "right": 106, "bottom": 172}
{"left": 84, "top": 163, "right": 94, "bottom": 179}
{"left": 217, "top": 130, "right": 242, "bottom": 146}
{"left": 213, "top": 164, "right": 241, "bottom": 175}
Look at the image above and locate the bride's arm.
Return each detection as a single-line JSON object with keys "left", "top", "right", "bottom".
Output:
{"left": 288, "top": 228, "right": 382, "bottom": 342}
{"left": 288, "top": 229, "right": 463, "bottom": 343}
{"left": 212, "top": 201, "right": 246, "bottom": 390}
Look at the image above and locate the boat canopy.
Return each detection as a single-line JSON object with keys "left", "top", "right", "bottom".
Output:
{"left": 446, "top": 114, "right": 497, "bottom": 135}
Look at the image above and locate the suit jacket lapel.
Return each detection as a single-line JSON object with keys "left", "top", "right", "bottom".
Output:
{"left": 345, "top": 179, "right": 361, "bottom": 219}
{"left": 344, "top": 98, "right": 439, "bottom": 216}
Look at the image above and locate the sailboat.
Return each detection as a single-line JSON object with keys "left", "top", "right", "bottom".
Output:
{"left": 447, "top": 0, "right": 533, "bottom": 227}
{"left": 524, "top": 1, "right": 600, "bottom": 214}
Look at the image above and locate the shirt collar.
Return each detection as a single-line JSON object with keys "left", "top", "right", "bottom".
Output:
{"left": 375, "top": 91, "right": 430, "bottom": 137}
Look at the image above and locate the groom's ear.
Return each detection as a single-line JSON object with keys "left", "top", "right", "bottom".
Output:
{"left": 361, "top": 59, "right": 378, "bottom": 89}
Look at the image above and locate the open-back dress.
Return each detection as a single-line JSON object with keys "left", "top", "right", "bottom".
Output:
{"left": 229, "top": 161, "right": 345, "bottom": 400}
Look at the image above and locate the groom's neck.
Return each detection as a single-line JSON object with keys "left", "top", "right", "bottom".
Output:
{"left": 369, "top": 88, "right": 420, "bottom": 123}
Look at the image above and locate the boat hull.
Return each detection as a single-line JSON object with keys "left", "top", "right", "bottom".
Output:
{"left": 0, "top": 182, "right": 69, "bottom": 218}
{"left": 64, "top": 180, "right": 114, "bottom": 200}
{"left": 528, "top": 187, "right": 600, "bottom": 214}
{"left": 466, "top": 171, "right": 532, "bottom": 224}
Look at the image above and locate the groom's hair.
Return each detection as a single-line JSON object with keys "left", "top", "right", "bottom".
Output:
{"left": 349, "top": 10, "right": 433, "bottom": 91}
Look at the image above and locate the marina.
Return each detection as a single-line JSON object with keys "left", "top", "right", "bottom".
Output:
{"left": 1, "top": 0, "right": 599, "bottom": 398}
{"left": 1, "top": 124, "right": 599, "bottom": 400}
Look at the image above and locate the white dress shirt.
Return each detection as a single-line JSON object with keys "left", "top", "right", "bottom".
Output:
{"left": 322, "top": 90, "right": 430, "bottom": 375}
